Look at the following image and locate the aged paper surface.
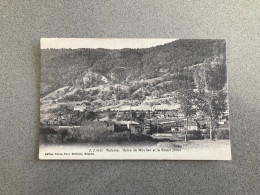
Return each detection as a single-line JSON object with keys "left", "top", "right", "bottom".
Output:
{"left": 39, "top": 38, "right": 231, "bottom": 160}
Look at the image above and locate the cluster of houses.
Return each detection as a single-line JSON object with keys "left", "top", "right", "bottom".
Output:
{"left": 46, "top": 102, "right": 229, "bottom": 135}
{"left": 95, "top": 109, "right": 209, "bottom": 135}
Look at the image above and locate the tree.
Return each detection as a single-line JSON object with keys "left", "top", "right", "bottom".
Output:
{"left": 177, "top": 83, "right": 197, "bottom": 142}
{"left": 85, "top": 111, "right": 97, "bottom": 121}
{"left": 137, "top": 111, "right": 146, "bottom": 123}
{"left": 193, "top": 59, "right": 227, "bottom": 140}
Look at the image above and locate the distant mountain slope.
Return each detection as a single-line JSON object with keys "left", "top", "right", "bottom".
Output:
{"left": 41, "top": 39, "right": 226, "bottom": 97}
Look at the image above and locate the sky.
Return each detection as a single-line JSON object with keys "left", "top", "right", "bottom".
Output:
{"left": 41, "top": 38, "right": 178, "bottom": 49}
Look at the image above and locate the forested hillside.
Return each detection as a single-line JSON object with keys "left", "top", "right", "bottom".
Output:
{"left": 41, "top": 39, "right": 226, "bottom": 98}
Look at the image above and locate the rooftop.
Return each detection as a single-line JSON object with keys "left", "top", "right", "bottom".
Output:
{"left": 114, "top": 121, "right": 139, "bottom": 125}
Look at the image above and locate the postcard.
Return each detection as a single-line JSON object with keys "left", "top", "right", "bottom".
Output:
{"left": 39, "top": 38, "right": 231, "bottom": 160}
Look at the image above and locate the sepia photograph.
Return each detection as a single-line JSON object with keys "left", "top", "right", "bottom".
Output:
{"left": 39, "top": 38, "right": 231, "bottom": 160}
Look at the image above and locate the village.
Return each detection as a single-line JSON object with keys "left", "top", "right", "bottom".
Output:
{"left": 44, "top": 101, "right": 229, "bottom": 141}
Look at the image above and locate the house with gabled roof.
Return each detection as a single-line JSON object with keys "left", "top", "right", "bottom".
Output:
{"left": 113, "top": 120, "right": 141, "bottom": 134}
{"left": 74, "top": 101, "right": 91, "bottom": 112}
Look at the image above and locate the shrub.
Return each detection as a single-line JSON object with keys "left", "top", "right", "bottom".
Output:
{"left": 40, "top": 126, "right": 57, "bottom": 134}
{"left": 40, "top": 134, "right": 64, "bottom": 145}
{"left": 40, "top": 122, "right": 157, "bottom": 144}
{"left": 73, "top": 121, "right": 114, "bottom": 142}
{"left": 201, "top": 131, "right": 209, "bottom": 139}
{"left": 216, "top": 129, "right": 229, "bottom": 139}
{"left": 130, "top": 133, "right": 155, "bottom": 142}
{"left": 187, "top": 130, "right": 203, "bottom": 140}
{"left": 40, "top": 126, "right": 72, "bottom": 144}
{"left": 40, "top": 126, "right": 62, "bottom": 144}
{"left": 107, "top": 131, "right": 131, "bottom": 142}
